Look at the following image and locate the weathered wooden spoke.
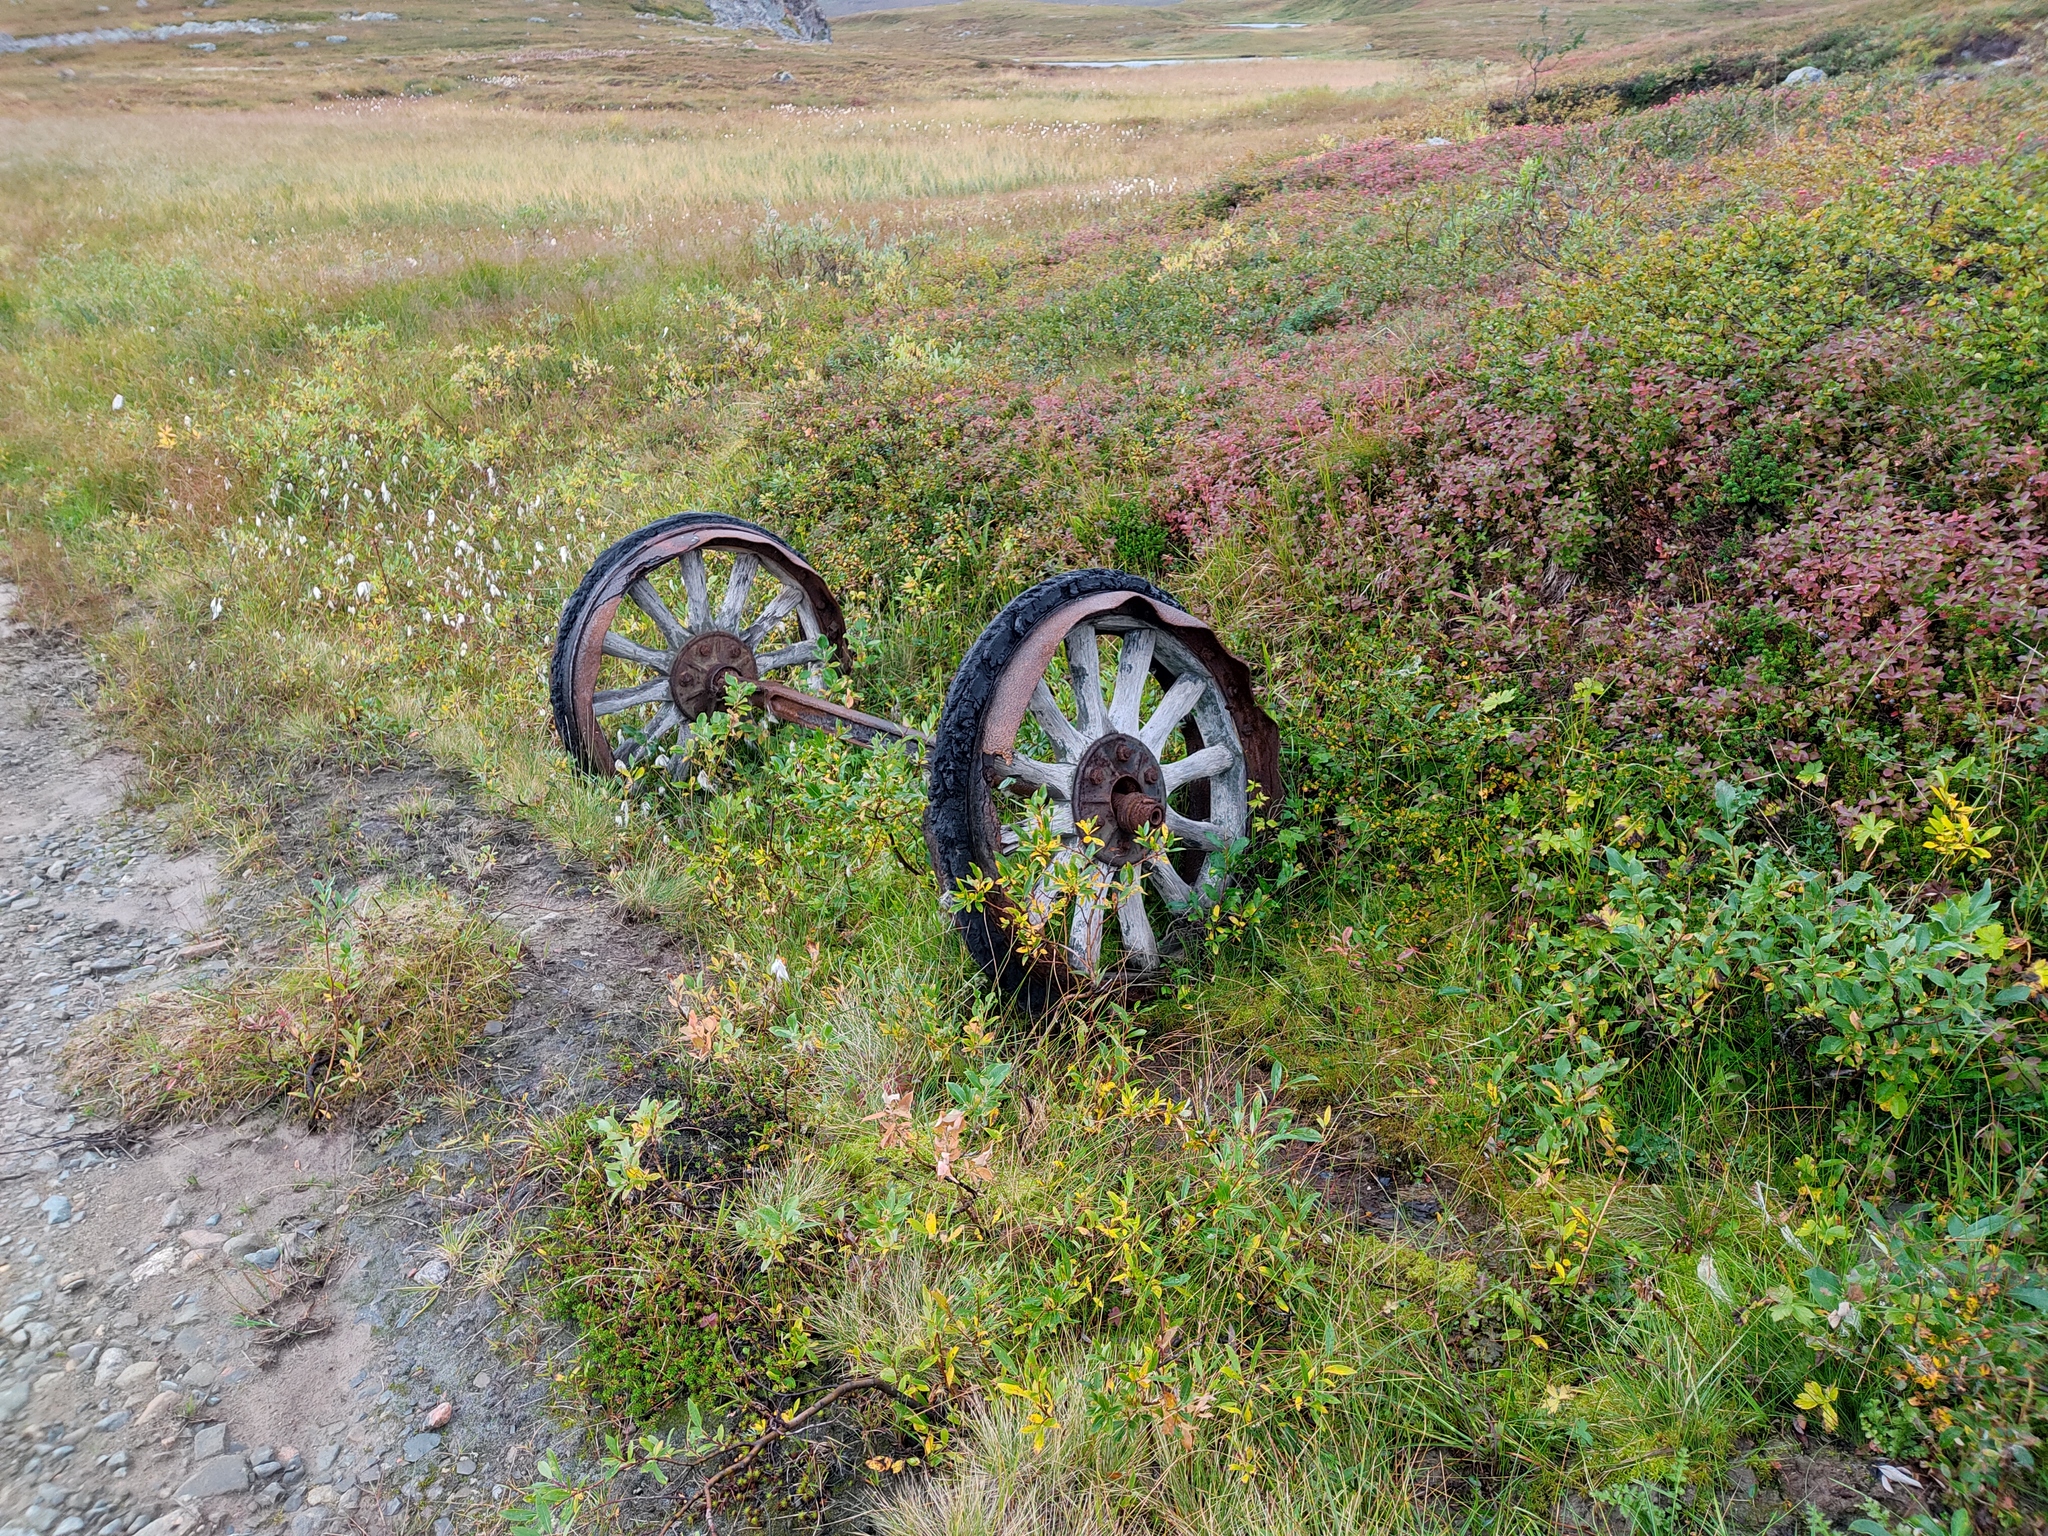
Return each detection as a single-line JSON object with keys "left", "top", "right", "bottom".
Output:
{"left": 718, "top": 553, "right": 760, "bottom": 631}
{"left": 1162, "top": 743, "right": 1236, "bottom": 791}
{"left": 680, "top": 549, "right": 712, "bottom": 632}
{"left": 616, "top": 707, "right": 685, "bottom": 767}
{"left": 626, "top": 578, "right": 687, "bottom": 652}
{"left": 1107, "top": 630, "right": 1154, "bottom": 734}
{"left": 602, "top": 630, "right": 671, "bottom": 671}
{"left": 757, "top": 638, "right": 823, "bottom": 672}
{"left": 593, "top": 677, "right": 672, "bottom": 717}
{"left": 1027, "top": 679, "right": 1088, "bottom": 759}
{"left": 744, "top": 585, "right": 806, "bottom": 647}
{"left": 1000, "top": 754, "right": 1076, "bottom": 799}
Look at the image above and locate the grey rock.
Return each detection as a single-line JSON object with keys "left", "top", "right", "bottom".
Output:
{"left": 94, "top": 1410, "right": 131, "bottom": 1432}
{"left": 175, "top": 1456, "right": 249, "bottom": 1498}
{"left": 160, "top": 1202, "right": 186, "bottom": 1230}
{"left": 23, "top": 1510, "right": 58, "bottom": 1535}
{"left": 245, "top": 1248, "right": 280, "bottom": 1269}
{"left": 2, "top": 1303, "right": 33, "bottom": 1330}
{"left": 86, "top": 957, "right": 128, "bottom": 975}
{"left": 312, "top": 1444, "right": 340, "bottom": 1474}
{"left": 704, "top": 0, "right": 826, "bottom": 40}
{"left": 192, "top": 1422, "right": 228, "bottom": 1460}
{"left": 52, "top": 1519, "right": 84, "bottom": 1536}
{"left": 38, "top": 1195, "right": 69, "bottom": 1225}
{"left": 401, "top": 1432, "right": 440, "bottom": 1462}
{"left": 286, "top": 1516, "right": 326, "bottom": 1536}
{"left": 455, "top": 1456, "right": 475, "bottom": 1475}
{"left": 221, "top": 1234, "right": 262, "bottom": 1261}
{"left": 1783, "top": 64, "right": 1827, "bottom": 84}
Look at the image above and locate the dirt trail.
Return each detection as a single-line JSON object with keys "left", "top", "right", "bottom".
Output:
{"left": 0, "top": 587, "right": 682, "bottom": 1536}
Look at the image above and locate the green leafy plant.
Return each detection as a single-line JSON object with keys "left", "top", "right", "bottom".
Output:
{"left": 589, "top": 1096, "right": 684, "bottom": 1202}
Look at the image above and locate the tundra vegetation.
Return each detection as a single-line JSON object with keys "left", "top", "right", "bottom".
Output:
{"left": 5, "top": 0, "right": 2048, "bottom": 1530}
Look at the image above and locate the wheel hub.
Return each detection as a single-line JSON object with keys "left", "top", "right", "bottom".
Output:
{"left": 668, "top": 630, "right": 759, "bottom": 721}
{"left": 1072, "top": 732, "right": 1165, "bottom": 866}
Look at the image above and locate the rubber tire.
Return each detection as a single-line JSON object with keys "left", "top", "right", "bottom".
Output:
{"left": 548, "top": 512, "right": 839, "bottom": 775}
{"left": 925, "top": 569, "right": 1184, "bottom": 1012}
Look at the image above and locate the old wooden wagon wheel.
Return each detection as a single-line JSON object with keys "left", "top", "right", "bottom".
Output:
{"left": 550, "top": 512, "right": 861, "bottom": 777}
{"left": 924, "top": 570, "right": 1281, "bottom": 1008}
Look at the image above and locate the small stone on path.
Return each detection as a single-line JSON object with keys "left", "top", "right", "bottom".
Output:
{"left": 176, "top": 1454, "right": 249, "bottom": 1498}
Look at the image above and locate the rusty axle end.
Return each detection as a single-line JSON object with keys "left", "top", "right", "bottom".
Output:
{"left": 1112, "top": 786, "right": 1165, "bottom": 835}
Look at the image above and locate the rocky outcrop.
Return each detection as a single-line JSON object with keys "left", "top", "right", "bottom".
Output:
{"left": 707, "top": 0, "right": 827, "bottom": 42}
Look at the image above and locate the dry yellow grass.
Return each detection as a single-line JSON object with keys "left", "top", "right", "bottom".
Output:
{"left": 0, "top": 65, "right": 1441, "bottom": 310}
{"left": 65, "top": 889, "right": 518, "bottom": 1127}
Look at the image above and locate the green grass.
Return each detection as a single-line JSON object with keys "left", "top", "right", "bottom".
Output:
{"left": 9, "top": 0, "right": 2048, "bottom": 1530}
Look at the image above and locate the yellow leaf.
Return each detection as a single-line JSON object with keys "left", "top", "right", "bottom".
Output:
{"left": 1794, "top": 1380, "right": 1840, "bottom": 1435}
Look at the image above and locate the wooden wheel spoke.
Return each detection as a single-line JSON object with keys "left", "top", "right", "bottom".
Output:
{"left": 1068, "top": 863, "right": 1113, "bottom": 974}
{"left": 1116, "top": 881, "right": 1158, "bottom": 969}
{"left": 1147, "top": 855, "right": 1194, "bottom": 909}
{"left": 718, "top": 552, "right": 760, "bottom": 631}
{"left": 1163, "top": 808, "right": 1228, "bottom": 851}
{"left": 743, "top": 584, "right": 805, "bottom": 647}
{"left": 680, "top": 549, "right": 711, "bottom": 632}
{"left": 1162, "top": 743, "right": 1237, "bottom": 791}
{"left": 1027, "top": 679, "right": 1087, "bottom": 759}
{"left": 626, "top": 578, "right": 687, "bottom": 651}
{"left": 616, "top": 705, "right": 683, "bottom": 765}
{"left": 1063, "top": 623, "right": 1107, "bottom": 737}
{"left": 998, "top": 754, "right": 1075, "bottom": 800}
{"left": 1140, "top": 674, "right": 1207, "bottom": 755}
{"left": 1108, "top": 630, "right": 1154, "bottom": 734}
{"left": 758, "top": 637, "right": 823, "bottom": 672}
{"left": 602, "top": 630, "right": 671, "bottom": 671}
{"left": 593, "top": 677, "right": 672, "bottom": 717}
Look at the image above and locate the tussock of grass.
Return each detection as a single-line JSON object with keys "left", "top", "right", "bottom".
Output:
{"left": 65, "top": 887, "right": 516, "bottom": 1126}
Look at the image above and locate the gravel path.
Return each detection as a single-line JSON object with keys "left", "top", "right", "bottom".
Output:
{"left": 0, "top": 586, "right": 683, "bottom": 1536}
